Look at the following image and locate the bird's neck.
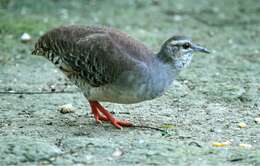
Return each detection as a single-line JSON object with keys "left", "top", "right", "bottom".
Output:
{"left": 145, "top": 54, "right": 180, "bottom": 98}
{"left": 156, "top": 51, "right": 182, "bottom": 73}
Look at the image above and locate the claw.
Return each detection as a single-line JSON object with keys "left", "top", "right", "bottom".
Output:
{"left": 111, "top": 119, "right": 133, "bottom": 129}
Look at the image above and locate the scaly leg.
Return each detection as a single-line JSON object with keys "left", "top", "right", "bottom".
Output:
{"left": 88, "top": 100, "right": 133, "bottom": 129}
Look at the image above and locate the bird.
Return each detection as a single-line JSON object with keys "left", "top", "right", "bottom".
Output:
{"left": 32, "top": 25, "right": 210, "bottom": 129}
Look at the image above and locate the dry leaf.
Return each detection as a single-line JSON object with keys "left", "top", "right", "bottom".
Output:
{"left": 160, "top": 124, "right": 175, "bottom": 129}
{"left": 212, "top": 141, "right": 231, "bottom": 147}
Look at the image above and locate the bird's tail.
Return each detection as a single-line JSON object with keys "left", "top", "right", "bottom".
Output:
{"left": 31, "top": 49, "right": 37, "bottom": 55}
{"left": 31, "top": 41, "right": 43, "bottom": 56}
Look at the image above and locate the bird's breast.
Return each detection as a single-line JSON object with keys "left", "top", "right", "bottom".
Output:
{"left": 75, "top": 71, "right": 167, "bottom": 104}
{"left": 66, "top": 62, "right": 174, "bottom": 104}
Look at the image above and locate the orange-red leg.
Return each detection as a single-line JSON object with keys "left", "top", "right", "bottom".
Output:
{"left": 89, "top": 101, "right": 109, "bottom": 122}
{"left": 88, "top": 100, "right": 132, "bottom": 129}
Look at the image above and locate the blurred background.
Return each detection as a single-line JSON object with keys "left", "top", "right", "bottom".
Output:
{"left": 0, "top": 0, "right": 260, "bottom": 165}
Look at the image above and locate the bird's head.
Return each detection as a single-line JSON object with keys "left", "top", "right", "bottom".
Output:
{"left": 158, "top": 36, "right": 210, "bottom": 70}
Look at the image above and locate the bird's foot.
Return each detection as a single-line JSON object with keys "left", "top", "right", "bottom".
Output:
{"left": 92, "top": 109, "right": 109, "bottom": 123}
{"left": 89, "top": 100, "right": 133, "bottom": 129}
{"left": 109, "top": 119, "right": 133, "bottom": 129}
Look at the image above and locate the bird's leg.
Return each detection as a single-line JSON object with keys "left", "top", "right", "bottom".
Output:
{"left": 88, "top": 100, "right": 133, "bottom": 129}
{"left": 89, "top": 101, "right": 109, "bottom": 123}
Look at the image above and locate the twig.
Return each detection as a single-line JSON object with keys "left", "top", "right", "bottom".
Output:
{"left": 133, "top": 125, "right": 166, "bottom": 132}
{"left": 228, "top": 158, "right": 244, "bottom": 162}
{"left": 0, "top": 91, "right": 80, "bottom": 95}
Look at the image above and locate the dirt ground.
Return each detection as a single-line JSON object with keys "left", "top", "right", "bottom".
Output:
{"left": 0, "top": 0, "right": 260, "bottom": 165}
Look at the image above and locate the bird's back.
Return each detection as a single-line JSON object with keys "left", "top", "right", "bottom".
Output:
{"left": 33, "top": 25, "right": 157, "bottom": 85}
{"left": 33, "top": 25, "right": 154, "bottom": 64}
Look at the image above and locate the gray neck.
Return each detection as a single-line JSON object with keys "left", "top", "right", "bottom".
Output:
{"left": 145, "top": 54, "right": 180, "bottom": 98}
{"left": 156, "top": 50, "right": 183, "bottom": 73}
{"left": 142, "top": 50, "right": 193, "bottom": 99}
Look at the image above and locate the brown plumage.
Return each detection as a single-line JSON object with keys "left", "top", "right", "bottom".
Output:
{"left": 33, "top": 25, "right": 154, "bottom": 87}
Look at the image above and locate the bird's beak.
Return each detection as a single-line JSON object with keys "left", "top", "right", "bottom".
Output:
{"left": 191, "top": 44, "right": 210, "bottom": 54}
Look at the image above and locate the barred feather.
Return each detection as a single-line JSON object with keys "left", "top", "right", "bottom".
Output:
{"left": 32, "top": 25, "right": 154, "bottom": 87}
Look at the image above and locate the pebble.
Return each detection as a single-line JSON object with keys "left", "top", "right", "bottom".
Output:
{"left": 238, "top": 122, "right": 247, "bottom": 128}
{"left": 112, "top": 149, "right": 123, "bottom": 158}
{"left": 50, "top": 85, "right": 56, "bottom": 92}
{"left": 254, "top": 118, "right": 260, "bottom": 124}
{"left": 20, "top": 33, "right": 31, "bottom": 43}
{"left": 173, "top": 15, "right": 182, "bottom": 21}
{"left": 138, "top": 139, "right": 144, "bottom": 144}
{"left": 58, "top": 104, "right": 75, "bottom": 114}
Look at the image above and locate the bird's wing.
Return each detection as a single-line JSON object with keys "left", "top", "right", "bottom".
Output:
{"left": 33, "top": 31, "right": 146, "bottom": 87}
{"left": 70, "top": 33, "right": 145, "bottom": 87}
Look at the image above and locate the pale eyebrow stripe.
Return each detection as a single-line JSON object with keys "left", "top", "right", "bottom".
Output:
{"left": 170, "top": 40, "right": 191, "bottom": 45}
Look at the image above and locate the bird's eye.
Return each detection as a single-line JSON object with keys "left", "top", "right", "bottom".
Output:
{"left": 183, "top": 43, "right": 191, "bottom": 49}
